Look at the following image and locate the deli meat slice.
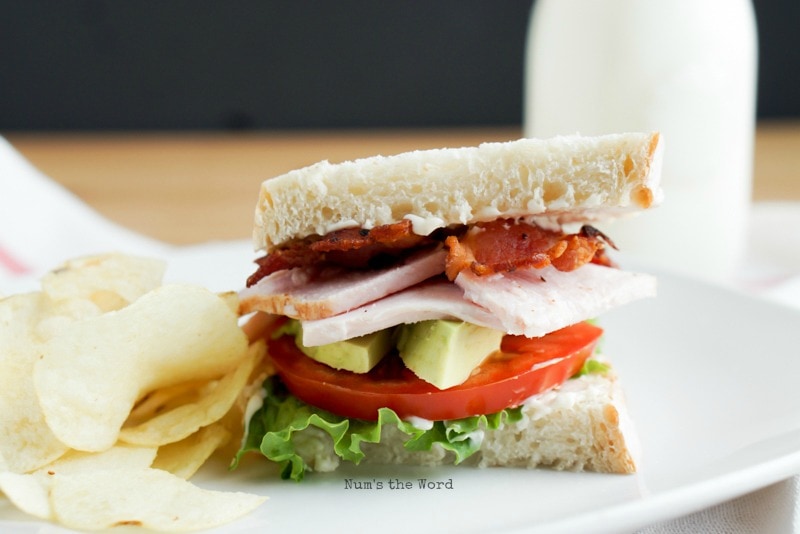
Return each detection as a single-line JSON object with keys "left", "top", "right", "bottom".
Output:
{"left": 301, "top": 263, "right": 656, "bottom": 346}
{"left": 300, "top": 280, "right": 504, "bottom": 346}
{"left": 455, "top": 264, "right": 657, "bottom": 338}
{"left": 239, "top": 249, "right": 446, "bottom": 320}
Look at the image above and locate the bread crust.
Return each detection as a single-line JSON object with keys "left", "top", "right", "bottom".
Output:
{"left": 253, "top": 132, "right": 663, "bottom": 253}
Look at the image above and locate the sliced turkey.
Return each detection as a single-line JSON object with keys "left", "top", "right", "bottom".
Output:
{"left": 300, "top": 263, "right": 656, "bottom": 346}
{"left": 300, "top": 280, "right": 504, "bottom": 346}
{"left": 239, "top": 248, "right": 446, "bottom": 320}
{"left": 455, "top": 264, "right": 657, "bottom": 338}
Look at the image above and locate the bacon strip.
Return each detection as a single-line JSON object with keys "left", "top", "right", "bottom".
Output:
{"left": 247, "top": 218, "right": 615, "bottom": 287}
{"left": 444, "top": 220, "right": 614, "bottom": 280}
{"left": 246, "top": 220, "right": 434, "bottom": 287}
{"left": 309, "top": 219, "right": 428, "bottom": 253}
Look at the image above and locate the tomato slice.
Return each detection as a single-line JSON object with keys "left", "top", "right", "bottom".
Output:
{"left": 267, "top": 322, "right": 603, "bottom": 421}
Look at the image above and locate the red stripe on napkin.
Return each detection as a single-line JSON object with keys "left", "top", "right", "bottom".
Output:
{"left": 0, "top": 246, "right": 31, "bottom": 275}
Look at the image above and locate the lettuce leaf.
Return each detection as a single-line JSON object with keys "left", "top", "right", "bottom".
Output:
{"left": 233, "top": 376, "right": 523, "bottom": 481}
{"left": 574, "top": 358, "right": 611, "bottom": 377}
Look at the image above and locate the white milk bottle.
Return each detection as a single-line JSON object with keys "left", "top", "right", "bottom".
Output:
{"left": 524, "top": 0, "right": 758, "bottom": 284}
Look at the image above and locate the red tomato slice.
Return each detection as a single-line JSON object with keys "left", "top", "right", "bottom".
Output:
{"left": 267, "top": 322, "right": 603, "bottom": 421}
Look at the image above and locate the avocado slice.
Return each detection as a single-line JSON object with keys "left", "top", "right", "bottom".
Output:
{"left": 295, "top": 328, "right": 393, "bottom": 374}
{"left": 397, "top": 320, "right": 504, "bottom": 389}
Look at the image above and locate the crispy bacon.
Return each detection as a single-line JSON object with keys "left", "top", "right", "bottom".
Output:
{"left": 309, "top": 220, "right": 427, "bottom": 252}
{"left": 247, "top": 218, "right": 616, "bottom": 288}
{"left": 443, "top": 220, "right": 614, "bottom": 280}
{"left": 246, "top": 244, "right": 315, "bottom": 287}
{"left": 309, "top": 219, "right": 432, "bottom": 268}
{"left": 246, "top": 220, "right": 435, "bottom": 287}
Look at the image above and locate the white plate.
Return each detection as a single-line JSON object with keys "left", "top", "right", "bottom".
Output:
{"left": 3, "top": 246, "right": 800, "bottom": 534}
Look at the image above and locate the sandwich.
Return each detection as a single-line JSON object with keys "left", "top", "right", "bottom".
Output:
{"left": 235, "top": 132, "right": 663, "bottom": 481}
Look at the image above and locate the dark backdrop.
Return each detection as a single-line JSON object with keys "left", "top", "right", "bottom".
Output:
{"left": 0, "top": 0, "right": 797, "bottom": 131}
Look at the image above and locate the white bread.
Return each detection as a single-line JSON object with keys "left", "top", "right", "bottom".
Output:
{"left": 253, "top": 132, "right": 663, "bottom": 253}
{"left": 293, "top": 368, "right": 639, "bottom": 475}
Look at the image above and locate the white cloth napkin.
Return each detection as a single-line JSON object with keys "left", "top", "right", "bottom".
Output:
{"left": 1, "top": 136, "right": 799, "bottom": 533}
{"left": 0, "top": 136, "right": 255, "bottom": 296}
{"left": 0, "top": 138, "right": 169, "bottom": 285}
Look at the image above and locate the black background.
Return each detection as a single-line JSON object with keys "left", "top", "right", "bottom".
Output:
{"left": 0, "top": 0, "right": 797, "bottom": 131}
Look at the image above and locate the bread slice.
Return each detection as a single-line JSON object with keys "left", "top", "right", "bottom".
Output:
{"left": 292, "top": 368, "right": 639, "bottom": 475}
{"left": 253, "top": 132, "right": 663, "bottom": 253}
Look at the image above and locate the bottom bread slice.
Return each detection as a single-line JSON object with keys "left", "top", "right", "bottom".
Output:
{"left": 294, "top": 369, "right": 640, "bottom": 475}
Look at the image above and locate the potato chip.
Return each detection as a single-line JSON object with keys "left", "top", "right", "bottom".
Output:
{"left": 0, "top": 292, "right": 69, "bottom": 473}
{"left": 1, "top": 254, "right": 268, "bottom": 531}
{"left": 49, "top": 468, "right": 266, "bottom": 531}
{"left": 33, "top": 296, "right": 104, "bottom": 341}
{"left": 152, "top": 424, "right": 231, "bottom": 480}
{"left": 0, "top": 445, "right": 178, "bottom": 519}
{"left": 40, "top": 253, "right": 165, "bottom": 311}
{"left": 1, "top": 444, "right": 159, "bottom": 522}
{"left": 119, "top": 341, "right": 261, "bottom": 447}
{"left": 33, "top": 254, "right": 165, "bottom": 342}
{"left": 126, "top": 380, "right": 209, "bottom": 428}
{"left": 34, "top": 284, "right": 249, "bottom": 452}
{"left": 216, "top": 339, "right": 271, "bottom": 457}
{"left": 38, "top": 444, "right": 158, "bottom": 476}
{"left": 0, "top": 472, "right": 51, "bottom": 520}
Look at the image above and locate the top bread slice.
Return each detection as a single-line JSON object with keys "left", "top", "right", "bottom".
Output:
{"left": 253, "top": 132, "right": 663, "bottom": 253}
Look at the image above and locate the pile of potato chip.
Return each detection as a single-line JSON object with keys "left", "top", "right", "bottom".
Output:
{"left": 0, "top": 254, "right": 267, "bottom": 531}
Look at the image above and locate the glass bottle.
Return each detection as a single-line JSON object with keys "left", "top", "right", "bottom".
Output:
{"left": 525, "top": 0, "right": 758, "bottom": 284}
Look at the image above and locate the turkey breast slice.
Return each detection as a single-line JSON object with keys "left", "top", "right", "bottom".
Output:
{"left": 239, "top": 248, "right": 446, "bottom": 320}
{"left": 454, "top": 264, "right": 657, "bottom": 338}
{"left": 300, "top": 280, "right": 504, "bottom": 346}
{"left": 301, "top": 263, "right": 656, "bottom": 346}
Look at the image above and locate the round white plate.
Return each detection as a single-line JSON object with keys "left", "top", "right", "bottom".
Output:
{"left": 3, "top": 244, "right": 800, "bottom": 533}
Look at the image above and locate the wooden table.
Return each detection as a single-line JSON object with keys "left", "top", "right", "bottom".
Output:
{"left": 5, "top": 122, "right": 800, "bottom": 245}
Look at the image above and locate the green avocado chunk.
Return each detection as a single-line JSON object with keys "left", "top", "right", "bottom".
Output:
{"left": 397, "top": 320, "right": 504, "bottom": 389}
{"left": 296, "top": 328, "right": 393, "bottom": 374}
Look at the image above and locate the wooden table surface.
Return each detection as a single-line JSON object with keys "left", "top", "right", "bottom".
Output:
{"left": 6, "top": 121, "right": 800, "bottom": 245}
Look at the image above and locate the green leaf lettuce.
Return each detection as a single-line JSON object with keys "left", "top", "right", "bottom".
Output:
{"left": 233, "top": 376, "right": 523, "bottom": 481}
